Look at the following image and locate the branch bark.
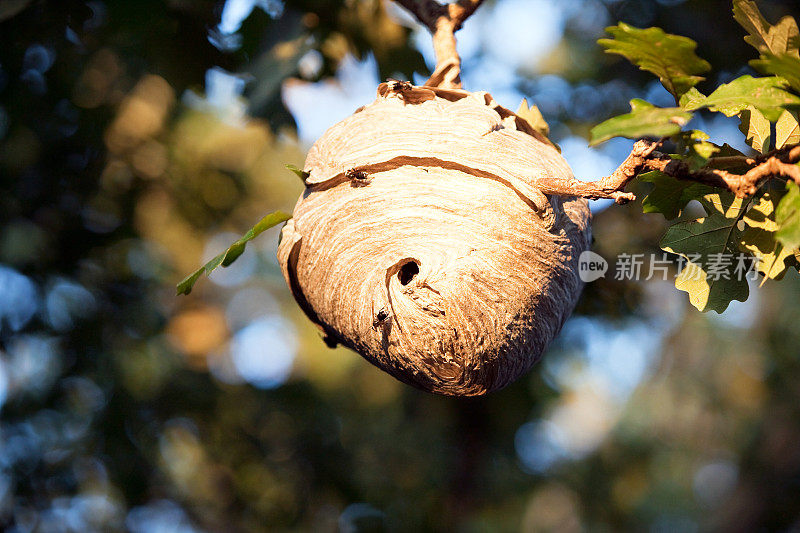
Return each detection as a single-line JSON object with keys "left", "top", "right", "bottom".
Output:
{"left": 547, "top": 140, "right": 800, "bottom": 203}
{"left": 392, "top": 0, "right": 484, "bottom": 89}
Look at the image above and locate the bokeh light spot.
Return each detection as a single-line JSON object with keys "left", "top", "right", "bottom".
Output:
{"left": 0, "top": 266, "right": 39, "bottom": 333}
{"left": 231, "top": 316, "right": 297, "bottom": 389}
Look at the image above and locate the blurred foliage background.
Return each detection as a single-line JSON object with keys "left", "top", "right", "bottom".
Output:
{"left": 1, "top": 0, "right": 800, "bottom": 531}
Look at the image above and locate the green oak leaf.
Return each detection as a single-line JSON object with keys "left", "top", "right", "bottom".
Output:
{"left": 590, "top": 99, "right": 692, "bottom": 145}
{"left": 598, "top": 23, "right": 711, "bottom": 100}
{"left": 751, "top": 53, "right": 800, "bottom": 93}
{"left": 638, "top": 170, "right": 715, "bottom": 220}
{"left": 738, "top": 106, "right": 772, "bottom": 153}
{"left": 689, "top": 134, "right": 719, "bottom": 160}
{"left": 683, "top": 75, "right": 800, "bottom": 122}
{"left": 286, "top": 164, "right": 310, "bottom": 182}
{"left": 733, "top": 0, "right": 800, "bottom": 57}
{"left": 776, "top": 181, "right": 800, "bottom": 249}
{"left": 676, "top": 129, "right": 720, "bottom": 169}
{"left": 707, "top": 143, "right": 751, "bottom": 172}
{"left": 776, "top": 109, "right": 800, "bottom": 148}
{"left": 660, "top": 192, "right": 749, "bottom": 312}
{"left": 717, "top": 143, "right": 748, "bottom": 158}
{"left": 176, "top": 210, "right": 292, "bottom": 295}
{"left": 679, "top": 87, "right": 705, "bottom": 110}
{"left": 739, "top": 192, "right": 795, "bottom": 283}
{"left": 671, "top": 261, "right": 746, "bottom": 313}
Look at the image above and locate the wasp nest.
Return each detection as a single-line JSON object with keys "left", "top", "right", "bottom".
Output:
{"left": 277, "top": 81, "right": 591, "bottom": 396}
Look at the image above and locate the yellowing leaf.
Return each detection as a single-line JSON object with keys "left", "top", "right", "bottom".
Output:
{"left": 516, "top": 98, "right": 550, "bottom": 138}
{"left": 775, "top": 109, "right": 800, "bottom": 149}
{"left": 672, "top": 260, "right": 748, "bottom": 313}
{"left": 733, "top": 0, "right": 800, "bottom": 57}
{"left": 776, "top": 181, "right": 800, "bottom": 249}
{"left": 590, "top": 99, "right": 692, "bottom": 145}
{"left": 598, "top": 23, "right": 711, "bottom": 100}
{"left": 738, "top": 106, "right": 772, "bottom": 153}
{"left": 739, "top": 192, "right": 795, "bottom": 284}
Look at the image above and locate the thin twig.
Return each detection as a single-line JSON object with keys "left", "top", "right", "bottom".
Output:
{"left": 705, "top": 155, "right": 756, "bottom": 168}
{"left": 552, "top": 139, "right": 800, "bottom": 203}
{"left": 392, "top": 0, "right": 485, "bottom": 89}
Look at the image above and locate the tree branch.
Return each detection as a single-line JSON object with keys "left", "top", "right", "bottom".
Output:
{"left": 536, "top": 140, "right": 660, "bottom": 203}
{"left": 392, "top": 0, "right": 485, "bottom": 89}
{"left": 550, "top": 140, "right": 800, "bottom": 203}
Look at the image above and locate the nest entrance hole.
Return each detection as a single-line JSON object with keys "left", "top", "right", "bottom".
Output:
{"left": 398, "top": 261, "right": 419, "bottom": 285}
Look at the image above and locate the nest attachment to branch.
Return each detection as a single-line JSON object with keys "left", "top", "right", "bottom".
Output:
{"left": 278, "top": 82, "right": 591, "bottom": 396}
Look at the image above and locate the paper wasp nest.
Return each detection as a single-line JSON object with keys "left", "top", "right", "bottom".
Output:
{"left": 277, "top": 81, "right": 591, "bottom": 396}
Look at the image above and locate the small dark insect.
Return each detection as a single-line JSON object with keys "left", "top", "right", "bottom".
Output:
{"left": 386, "top": 79, "right": 412, "bottom": 92}
{"left": 372, "top": 308, "right": 389, "bottom": 329}
{"left": 346, "top": 168, "right": 369, "bottom": 181}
